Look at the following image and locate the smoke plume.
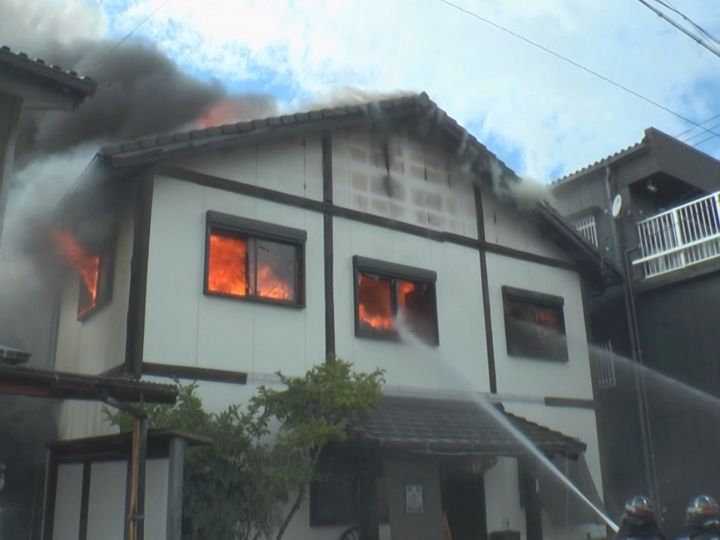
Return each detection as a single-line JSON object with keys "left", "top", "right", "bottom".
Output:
{"left": 0, "top": 1, "right": 278, "bottom": 357}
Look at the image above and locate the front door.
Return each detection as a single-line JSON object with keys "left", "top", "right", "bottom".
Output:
{"left": 445, "top": 476, "right": 487, "bottom": 540}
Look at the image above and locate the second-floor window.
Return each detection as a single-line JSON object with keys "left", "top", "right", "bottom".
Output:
{"left": 53, "top": 230, "right": 114, "bottom": 321}
{"left": 502, "top": 286, "right": 567, "bottom": 362}
{"left": 353, "top": 256, "right": 438, "bottom": 345}
{"left": 204, "top": 211, "right": 306, "bottom": 307}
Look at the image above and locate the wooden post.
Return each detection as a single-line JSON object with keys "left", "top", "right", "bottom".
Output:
{"left": 127, "top": 417, "right": 148, "bottom": 540}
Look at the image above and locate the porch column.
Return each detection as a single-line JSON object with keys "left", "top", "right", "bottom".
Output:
{"left": 358, "top": 454, "right": 380, "bottom": 540}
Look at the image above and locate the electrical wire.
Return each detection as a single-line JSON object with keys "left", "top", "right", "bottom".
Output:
{"left": 651, "top": 0, "right": 720, "bottom": 48}
{"left": 674, "top": 112, "right": 720, "bottom": 140}
{"left": 436, "top": 0, "right": 720, "bottom": 141}
{"left": 87, "top": 0, "right": 172, "bottom": 76}
{"left": 635, "top": 0, "right": 720, "bottom": 60}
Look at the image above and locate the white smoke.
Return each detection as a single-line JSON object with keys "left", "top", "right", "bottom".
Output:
{"left": 303, "top": 86, "right": 415, "bottom": 111}
{"left": 0, "top": 0, "right": 105, "bottom": 52}
{"left": 488, "top": 157, "right": 555, "bottom": 210}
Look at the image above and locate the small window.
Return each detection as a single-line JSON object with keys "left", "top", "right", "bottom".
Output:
{"left": 53, "top": 230, "right": 113, "bottom": 321}
{"left": 353, "top": 256, "right": 438, "bottom": 345}
{"left": 310, "top": 445, "right": 389, "bottom": 526}
{"left": 204, "top": 212, "right": 306, "bottom": 306}
{"left": 502, "top": 286, "right": 567, "bottom": 362}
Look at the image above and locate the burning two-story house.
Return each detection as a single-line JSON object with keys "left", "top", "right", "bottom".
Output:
{"left": 45, "top": 93, "right": 620, "bottom": 540}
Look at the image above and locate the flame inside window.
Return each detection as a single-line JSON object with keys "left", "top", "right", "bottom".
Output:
{"left": 357, "top": 272, "right": 437, "bottom": 342}
{"left": 207, "top": 229, "right": 297, "bottom": 302}
{"left": 207, "top": 232, "right": 249, "bottom": 296}
{"left": 53, "top": 230, "right": 102, "bottom": 318}
{"left": 357, "top": 274, "right": 393, "bottom": 330}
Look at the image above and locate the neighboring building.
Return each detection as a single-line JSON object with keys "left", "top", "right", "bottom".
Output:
{"left": 0, "top": 45, "right": 96, "bottom": 540}
{"left": 47, "top": 93, "right": 619, "bottom": 539}
{"left": 552, "top": 127, "right": 720, "bottom": 536}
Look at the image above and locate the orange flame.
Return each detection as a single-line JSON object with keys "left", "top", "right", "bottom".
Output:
{"left": 256, "top": 264, "right": 294, "bottom": 301}
{"left": 357, "top": 274, "right": 393, "bottom": 330}
{"left": 207, "top": 232, "right": 295, "bottom": 301}
{"left": 198, "top": 100, "right": 254, "bottom": 128}
{"left": 53, "top": 230, "right": 100, "bottom": 309}
{"left": 207, "top": 232, "right": 249, "bottom": 296}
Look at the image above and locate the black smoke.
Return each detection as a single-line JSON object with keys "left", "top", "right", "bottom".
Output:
{"left": 15, "top": 40, "right": 277, "bottom": 164}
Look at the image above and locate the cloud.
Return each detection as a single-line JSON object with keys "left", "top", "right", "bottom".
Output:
{"left": 78, "top": 1, "right": 720, "bottom": 178}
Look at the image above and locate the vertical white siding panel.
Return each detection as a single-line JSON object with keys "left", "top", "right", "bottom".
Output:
{"left": 485, "top": 252, "right": 593, "bottom": 399}
{"left": 484, "top": 457, "right": 526, "bottom": 537}
{"left": 145, "top": 458, "right": 169, "bottom": 540}
{"left": 145, "top": 178, "right": 204, "bottom": 366}
{"left": 172, "top": 136, "right": 324, "bottom": 201}
{"left": 87, "top": 461, "right": 126, "bottom": 540}
{"left": 173, "top": 145, "right": 258, "bottom": 187}
{"left": 52, "top": 464, "right": 83, "bottom": 540}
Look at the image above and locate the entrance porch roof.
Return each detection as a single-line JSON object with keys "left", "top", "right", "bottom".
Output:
{"left": 353, "top": 395, "right": 587, "bottom": 457}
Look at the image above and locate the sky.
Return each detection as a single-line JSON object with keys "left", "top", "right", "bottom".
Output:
{"left": 8, "top": 0, "right": 720, "bottom": 181}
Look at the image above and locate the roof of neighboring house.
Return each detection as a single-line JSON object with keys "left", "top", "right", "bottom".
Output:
{"left": 90, "top": 91, "right": 620, "bottom": 285}
{"left": 552, "top": 127, "right": 720, "bottom": 194}
{"left": 0, "top": 44, "right": 97, "bottom": 99}
{"left": 0, "top": 365, "right": 177, "bottom": 404}
{"left": 353, "top": 395, "right": 587, "bottom": 457}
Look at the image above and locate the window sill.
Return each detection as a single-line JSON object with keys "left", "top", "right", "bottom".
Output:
{"left": 203, "top": 289, "right": 305, "bottom": 309}
{"left": 355, "top": 328, "right": 439, "bottom": 347}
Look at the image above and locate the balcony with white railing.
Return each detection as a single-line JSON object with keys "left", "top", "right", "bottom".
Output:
{"left": 634, "top": 191, "right": 720, "bottom": 278}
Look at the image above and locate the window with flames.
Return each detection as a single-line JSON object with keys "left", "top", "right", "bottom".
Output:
{"left": 53, "top": 231, "right": 113, "bottom": 321}
{"left": 353, "top": 256, "right": 438, "bottom": 345}
{"left": 502, "top": 286, "right": 567, "bottom": 362}
{"left": 204, "top": 212, "right": 306, "bottom": 306}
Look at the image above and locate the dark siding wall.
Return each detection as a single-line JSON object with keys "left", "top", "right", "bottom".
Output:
{"left": 588, "top": 285, "right": 649, "bottom": 517}
{"left": 636, "top": 272, "right": 720, "bottom": 536}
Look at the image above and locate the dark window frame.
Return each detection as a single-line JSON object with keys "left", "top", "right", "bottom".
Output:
{"left": 352, "top": 255, "right": 439, "bottom": 345}
{"left": 309, "top": 444, "right": 390, "bottom": 527}
{"left": 204, "top": 211, "right": 307, "bottom": 308}
{"left": 77, "top": 237, "right": 115, "bottom": 322}
{"left": 502, "top": 285, "right": 568, "bottom": 362}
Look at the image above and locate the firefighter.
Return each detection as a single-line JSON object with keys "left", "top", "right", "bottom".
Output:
{"left": 616, "top": 495, "right": 666, "bottom": 540}
{"left": 679, "top": 495, "right": 720, "bottom": 540}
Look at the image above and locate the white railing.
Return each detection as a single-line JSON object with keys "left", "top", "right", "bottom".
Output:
{"left": 574, "top": 214, "right": 599, "bottom": 248}
{"left": 634, "top": 190, "right": 720, "bottom": 278}
{"left": 594, "top": 340, "right": 616, "bottom": 390}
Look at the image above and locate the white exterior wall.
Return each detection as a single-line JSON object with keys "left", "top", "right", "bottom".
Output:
{"left": 481, "top": 184, "right": 574, "bottom": 263}
{"left": 173, "top": 135, "right": 324, "bottom": 201}
{"left": 51, "top": 464, "right": 83, "bottom": 540}
{"left": 143, "top": 175, "right": 325, "bottom": 376}
{"left": 54, "top": 211, "right": 133, "bottom": 376}
{"left": 484, "top": 457, "right": 526, "bottom": 536}
{"left": 54, "top": 211, "right": 135, "bottom": 441}
{"left": 87, "top": 461, "right": 126, "bottom": 540}
{"left": 486, "top": 252, "right": 594, "bottom": 400}
{"left": 49, "top": 458, "right": 168, "bottom": 540}
{"left": 333, "top": 217, "right": 489, "bottom": 391}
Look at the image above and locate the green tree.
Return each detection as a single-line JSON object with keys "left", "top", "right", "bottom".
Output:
{"left": 105, "top": 359, "right": 383, "bottom": 540}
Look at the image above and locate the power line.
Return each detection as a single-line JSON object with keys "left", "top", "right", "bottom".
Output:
{"left": 651, "top": 0, "right": 720, "bottom": 48}
{"left": 87, "top": 0, "right": 172, "bottom": 75}
{"left": 634, "top": 0, "right": 720, "bottom": 60}
{"left": 437, "top": 0, "right": 720, "bottom": 140}
{"left": 674, "top": 112, "right": 720, "bottom": 140}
